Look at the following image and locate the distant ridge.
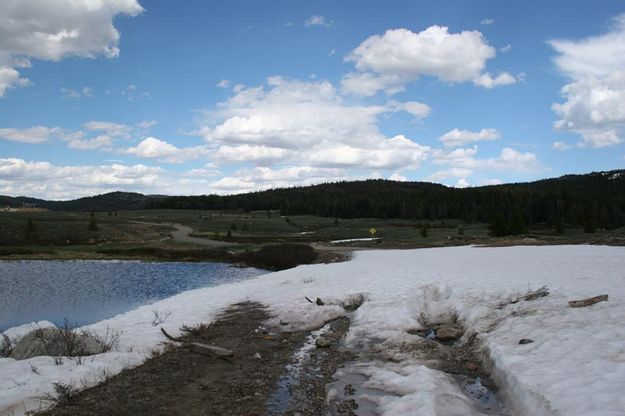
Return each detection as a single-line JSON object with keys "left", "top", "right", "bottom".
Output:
{"left": 1, "top": 170, "right": 624, "bottom": 228}
{"left": 0, "top": 192, "right": 165, "bottom": 212}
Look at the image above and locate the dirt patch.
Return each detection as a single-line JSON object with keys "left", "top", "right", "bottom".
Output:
{"left": 37, "top": 303, "right": 305, "bottom": 416}
{"left": 36, "top": 302, "right": 353, "bottom": 416}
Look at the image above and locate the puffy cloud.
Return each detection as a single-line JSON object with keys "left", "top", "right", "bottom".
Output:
{"left": 122, "top": 137, "right": 208, "bottom": 163}
{"left": 389, "top": 172, "right": 408, "bottom": 182}
{"left": 0, "top": 126, "right": 60, "bottom": 143}
{"left": 500, "top": 44, "right": 512, "bottom": 53}
{"left": 198, "top": 77, "right": 430, "bottom": 171}
{"left": 342, "top": 26, "right": 517, "bottom": 95}
{"left": 210, "top": 166, "right": 371, "bottom": 194}
{"left": 480, "top": 19, "right": 495, "bottom": 25}
{"left": 214, "top": 145, "right": 291, "bottom": 165}
{"left": 550, "top": 14, "right": 625, "bottom": 147}
{"left": 125, "top": 137, "right": 179, "bottom": 158}
{"left": 473, "top": 72, "right": 518, "bottom": 89}
{"left": 306, "top": 135, "right": 428, "bottom": 170}
{"left": 0, "top": 120, "right": 157, "bottom": 151}
{"left": 427, "top": 167, "right": 473, "bottom": 182}
{"left": 552, "top": 72, "right": 625, "bottom": 147}
{"left": 68, "top": 135, "right": 113, "bottom": 150}
{"left": 387, "top": 100, "right": 431, "bottom": 118}
{"left": 0, "top": 157, "right": 161, "bottom": 199}
{"left": 305, "top": 15, "right": 331, "bottom": 27}
{"left": 549, "top": 15, "right": 625, "bottom": 79}
{"left": 0, "top": 0, "right": 143, "bottom": 97}
{"left": 433, "top": 146, "right": 542, "bottom": 172}
{"left": 438, "top": 128, "right": 501, "bottom": 147}
{"left": 456, "top": 178, "right": 470, "bottom": 188}
{"left": 0, "top": 66, "right": 31, "bottom": 97}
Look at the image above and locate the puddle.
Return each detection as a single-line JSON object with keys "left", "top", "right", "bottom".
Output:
{"left": 454, "top": 375, "right": 506, "bottom": 415}
{"left": 326, "top": 369, "right": 385, "bottom": 416}
{"left": 266, "top": 316, "right": 352, "bottom": 415}
{"left": 266, "top": 324, "right": 331, "bottom": 414}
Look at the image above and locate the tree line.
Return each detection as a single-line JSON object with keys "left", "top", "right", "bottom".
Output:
{"left": 148, "top": 170, "right": 625, "bottom": 231}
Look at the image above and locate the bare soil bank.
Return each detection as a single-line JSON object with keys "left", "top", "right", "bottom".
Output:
{"left": 37, "top": 302, "right": 352, "bottom": 416}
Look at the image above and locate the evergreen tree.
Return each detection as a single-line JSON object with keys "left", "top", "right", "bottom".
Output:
{"left": 508, "top": 211, "right": 528, "bottom": 235}
{"left": 583, "top": 219, "right": 596, "bottom": 233}
{"left": 554, "top": 218, "right": 565, "bottom": 235}
{"left": 24, "top": 218, "right": 39, "bottom": 241}
{"left": 88, "top": 212, "right": 98, "bottom": 231}
{"left": 489, "top": 213, "right": 509, "bottom": 237}
{"left": 420, "top": 225, "right": 428, "bottom": 238}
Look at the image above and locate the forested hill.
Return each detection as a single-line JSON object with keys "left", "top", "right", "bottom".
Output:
{"left": 0, "top": 192, "right": 165, "bottom": 212}
{"left": 149, "top": 170, "right": 625, "bottom": 229}
{"left": 2, "top": 170, "right": 624, "bottom": 228}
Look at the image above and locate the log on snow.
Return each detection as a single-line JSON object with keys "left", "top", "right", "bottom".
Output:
{"left": 568, "top": 294, "right": 608, "bottom": 308}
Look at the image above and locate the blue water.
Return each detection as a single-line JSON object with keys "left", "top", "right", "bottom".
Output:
{"left": 0, "top": 260, "right": 265, "bottom": 332}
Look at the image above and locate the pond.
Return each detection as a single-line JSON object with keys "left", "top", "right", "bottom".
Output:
{"left": 0, "top": 260, "right": 265, "bottom": 332}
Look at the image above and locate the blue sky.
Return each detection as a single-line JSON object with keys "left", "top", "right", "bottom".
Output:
{"left": 0, "top": 0, "right": 624, "bottom": 199}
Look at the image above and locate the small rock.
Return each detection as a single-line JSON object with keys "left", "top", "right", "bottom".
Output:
{"left": 435, "top": 325, "right": 463, "bottom": 341}
{"left": 519, "top": 338, "right": 534, "bottom": 345}
{"left": 254, "top": 392, "right": 261, "bottom": 397}
{"left": 253, "top": 352, "right": 262, "bottom": 359}
{"left": 316, "top": 297, "right": 325, "bottom": 306}
{"left": 315, "top": 336, "right": 332, "bottom": 348}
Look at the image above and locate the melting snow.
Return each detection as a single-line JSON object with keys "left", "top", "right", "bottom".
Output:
{"left": 2, "top": 245, "right": 625, "bottom": 415}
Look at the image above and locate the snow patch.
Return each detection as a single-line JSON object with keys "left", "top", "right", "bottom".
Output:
{"left": 1, "top": 245, "right": 625, "bottom": 415}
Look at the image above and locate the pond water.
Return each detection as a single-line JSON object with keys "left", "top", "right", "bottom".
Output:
{"left": 0, "top": 260, "right": 265, "bottom": 332}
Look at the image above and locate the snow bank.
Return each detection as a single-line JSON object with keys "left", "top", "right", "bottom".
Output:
{"left": 330, "top": 237, "right": 380, "bottom": 243}
{"left": 2, "top": 245, "right": 624, "bottom": 415}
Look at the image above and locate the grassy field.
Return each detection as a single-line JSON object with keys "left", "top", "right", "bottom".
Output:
{"left": 1, "top": 209, "right": 624, "bottom": 262}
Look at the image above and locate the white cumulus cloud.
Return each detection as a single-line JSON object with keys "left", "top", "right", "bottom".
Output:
{"left": 0, "top": 0, "right": 143, "bottom": 97}
{"left": 438, "top": 128, "right": 501, "bottom": 147}
{"left": 342, "top": 26, "right": 517, "bottom": 95}
{"left": 0, "top": 126, "right": 60, "bottom": 143}
{"left": 550, "top": 14, "right": 625, "bottom": 147}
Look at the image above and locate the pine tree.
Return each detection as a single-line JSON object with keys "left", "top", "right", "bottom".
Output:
{"left": 583, "top": 219, "right": 596, "bottom": 233}
{"left": 420, "top": 225, "right": 428, "bottom": 238}
{"left": 88, "top": 212, "right": 98, "bottom": 231}
{"left": 554, "top": 218, "right": 565, "bottom": 235}
{"left": 25, "top": 218, "right": 39, "bottom": 241}
{"left": 489, "top": 213, "right": 509, "bottom": 237}
{"left": 508, "top": 211, "right": 528, "bottom": 235}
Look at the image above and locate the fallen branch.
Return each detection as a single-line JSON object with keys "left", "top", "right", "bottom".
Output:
{"left": 161, "top": 327, "right": 234, "bottom": 359}
{"left": 184, "top": 342, "right": 234, "bottom": 358}
{"left": 305, "top": 296, "right": 313, "bottom": 303}
{"left": 568, "top": 294, "right": 608, "bottom": 308}
{"left": 498, "top": 286, "right": 549, "bottom": 309}
{"left": 160, "top": 327, "right": 182, "bottom": 342}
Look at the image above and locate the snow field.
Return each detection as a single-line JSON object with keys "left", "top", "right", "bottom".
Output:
{"left": 1, "top": 245, "right": 624, "bottom": 415}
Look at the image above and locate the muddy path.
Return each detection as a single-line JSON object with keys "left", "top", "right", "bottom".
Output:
{"left": 36, "top": 302, "right": 352, "bottom": 416}
{"left": 129, "top": 221, "right": 234, "bottom": 247}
